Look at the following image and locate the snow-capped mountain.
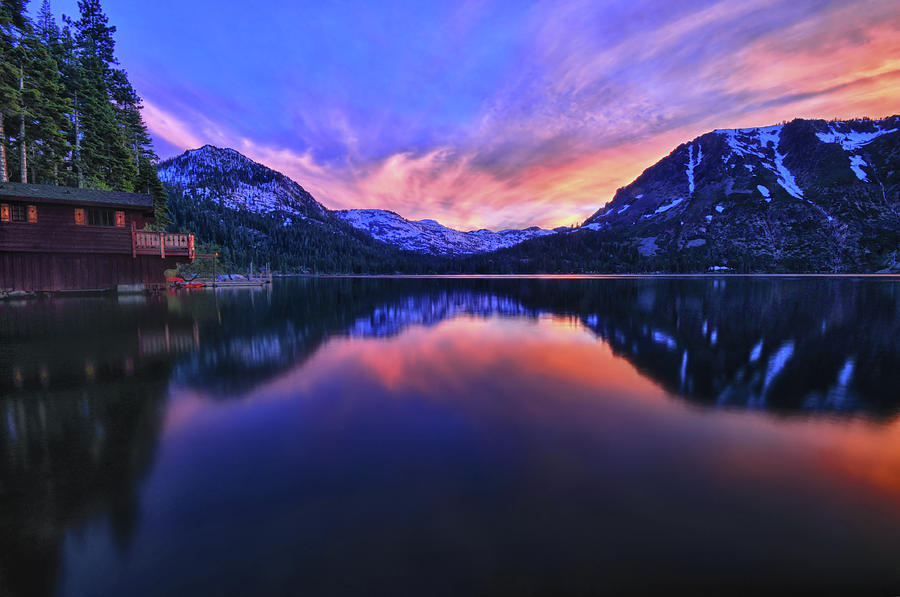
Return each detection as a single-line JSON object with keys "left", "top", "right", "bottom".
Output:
{"left": 158, "top": 145, "right": 327, "bottom": 220}
{"left": 159, "top": 145, "right": 557, "bottom": 257}
{"left": 579, "top": 116, "right": 900, "bottom": 271}
{"left": 335, "top": 209, "right": 555, "bottom": 256}
{"left": 157, "top": 146, "right": 400, "bottom": 273}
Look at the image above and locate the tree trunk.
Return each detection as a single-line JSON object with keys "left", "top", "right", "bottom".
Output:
{"left": 19, "top": 74, "right": 26, "bottom": 183}
{"left": 0, "top": 112, "right": 7, "bottom": 182}
{"left": 73, "top": 99, "right": 83, "bottom": 188}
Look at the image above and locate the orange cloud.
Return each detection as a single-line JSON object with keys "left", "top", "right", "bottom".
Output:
{"left": 142, "top": 1, "right": 900, "bottom": 231}
{"left": 143, "top": 97, "right": 685, "bottom": 230}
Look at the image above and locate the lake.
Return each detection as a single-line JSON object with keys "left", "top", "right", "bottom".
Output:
{"left": 2, "top": 276, "right": 900, "bottom": 596}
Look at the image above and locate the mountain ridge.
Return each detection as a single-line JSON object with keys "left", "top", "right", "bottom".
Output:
{"left": 334, "top": 208, "right": 555, "bottom": 256}
{"left": 158, "top": 115, "right": 900, "bottom": 273}
{"left": 157, "top": 146, "right": 430, "bottom": 273}
{"left": 158, "top": 144, "right": 328, "bottom": 221}
{"left": 573, "top": 115, "right": 900, "bottom": 271}
{"left": 158, "top": 145, "right": 554, "bottom": 256}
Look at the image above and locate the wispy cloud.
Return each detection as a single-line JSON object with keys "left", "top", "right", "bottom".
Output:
{"left": 128, "top": 0, "right": 899, "bottom": 229}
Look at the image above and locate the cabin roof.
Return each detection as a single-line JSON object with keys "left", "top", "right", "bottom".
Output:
{"left": 0, "top": 182, "right": 154, "bottom": 209}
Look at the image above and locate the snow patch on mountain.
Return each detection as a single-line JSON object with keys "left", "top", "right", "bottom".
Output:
{"left": 848, "top": 155, "right": 869, "bottom": 181}
{"left": 759, "top": 126, "right": 803, "bottom": 199}
{"left": 813, "top": 122, "right": 898, "bottom": 183}
{"left": 335, "top": 209, "right": 555, "bottom": 256}
{"left": 158, "top": 145, "right": 326, "bottom": 218}
{"left": 717, "top": 125, "right": 805, "bottom": 199}
{"left": 654, "top": 197, "right": 685, "bottom": 214}
{"left": 685, "top": 143, "right": 702, "bottom": 194}
{"left": 815, "top": 123, "right": 898, "bottom": 150}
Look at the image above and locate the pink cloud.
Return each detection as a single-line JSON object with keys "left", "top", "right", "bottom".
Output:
{"left": 142, "top": 0, "right": 900, "bottom": 231}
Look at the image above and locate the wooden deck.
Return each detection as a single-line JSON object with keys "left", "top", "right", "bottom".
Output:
{"left": 133, "top": 229, "right": 195, "bottom": 259}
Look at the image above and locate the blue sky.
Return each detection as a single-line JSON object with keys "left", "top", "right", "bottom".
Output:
{"left": 41, "top": 0, "right": 900, "bottom": 229}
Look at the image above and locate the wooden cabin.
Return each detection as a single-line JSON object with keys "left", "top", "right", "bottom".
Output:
{"left": 0, "top": 182, "right": 194, "bottom": 292}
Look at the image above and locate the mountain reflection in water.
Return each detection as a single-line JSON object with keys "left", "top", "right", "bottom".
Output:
{"left": 1, "top": 277, "right": 900, "bottom": 596}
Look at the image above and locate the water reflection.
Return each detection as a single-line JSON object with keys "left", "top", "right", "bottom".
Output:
{"left": 1, "top": 277, "right": 899, "bottom": 595}
{"left": 163, "top": 277, "right": 900, "bottom": 415}
{"left": 0, "top": 297, "right": 175, "bottom": 597}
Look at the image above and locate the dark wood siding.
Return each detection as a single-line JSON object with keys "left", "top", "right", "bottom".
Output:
{"left": 0, "top": 197, "right": 188, "bottom": 291}
{"left": 0, "top": 252, "right": 185, "bottom": 291}
{"left": 0, "top": 202, "right": 148, "bottom": 254}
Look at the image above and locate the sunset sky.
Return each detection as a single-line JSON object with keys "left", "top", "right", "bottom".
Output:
{"left": 44, "top": 0, "right": 900, "bottom": 230}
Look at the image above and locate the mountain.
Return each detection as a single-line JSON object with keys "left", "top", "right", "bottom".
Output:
{"left": 158, "top": 144, "right": 327, "bottom": 221}
{"left": 577, "top": 116, "right": 900, "bottom": 272}
{"left": 334, "top": 209, "right": 555, "bottom": 256}
{"left": 159, "top": 146, "right": 558, "bottom": 265}
{"left": 158, "top": 146, "right": 443, "bottom": 273}
{"left": 159, "top": 117, "right": 900, "bottom": 274}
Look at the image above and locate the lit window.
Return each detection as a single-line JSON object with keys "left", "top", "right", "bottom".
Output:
{"left": 1, "top": 202, "right": 37, "bottom": 222}
{"left": 115, "top": 211, "right": 126, "bottom": 227}
{"left": 75, "top": 208, "right": 86, "bottom": 226}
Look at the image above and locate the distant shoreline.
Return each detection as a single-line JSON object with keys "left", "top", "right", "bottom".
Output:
{"left": 282, "top": 272, "right": 900, "bottom": 279}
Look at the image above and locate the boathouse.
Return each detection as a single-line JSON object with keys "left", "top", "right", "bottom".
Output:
{"left": 0, "top": 182, "right": 194, "bottom": 292}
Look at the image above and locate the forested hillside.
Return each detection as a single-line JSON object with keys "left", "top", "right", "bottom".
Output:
{"left": 166, "top": 187, "right": 449, "bottom": 274}
{"left": 0, "top": 0, "right": 168, "bottom": 224}
{"left": 159, "top": 145, "right": 450, "bottom": 273}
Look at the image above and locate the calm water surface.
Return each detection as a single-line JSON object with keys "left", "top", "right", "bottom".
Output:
{"left": 2, "top": 277, "right": 900, "bottom": 595}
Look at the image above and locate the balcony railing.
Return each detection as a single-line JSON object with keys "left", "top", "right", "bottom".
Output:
{"left": 133, "top": 229, "right": 195, "bottom": 260}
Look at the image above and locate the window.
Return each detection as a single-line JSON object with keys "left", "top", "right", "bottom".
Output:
{"left": 10, "top": 203, "right": 27, "bottom": 222}
{"left": 74, "top": 208, "right": 86, "bottom": 226}
{"left": 1, "top": 202, "right": 36, "bottom": 223}
{"left": 115, "top": 210, "right": 126, "bottom": 227}
{"left": 87, "top": 208, "right": 115, "bottom": 226}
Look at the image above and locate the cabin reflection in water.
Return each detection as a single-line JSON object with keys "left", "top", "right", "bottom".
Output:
{"left": 0, "top": 293, "right": 207, "bottom": 596}
{"left": 1, "top": 277, "right": 899, "bottom": 596}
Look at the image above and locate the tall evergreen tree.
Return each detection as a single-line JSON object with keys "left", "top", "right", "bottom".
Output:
{"left": 18, "top": 25, "right": 70, "bottom": 183}
{"left": 30, "top": 0, "right": 70, "bottom": 183}
{"left": 0, "top": 0, "right": 28, "bottom": 182}
{"left": 71, "top": 0, "right": 135, "bottom": 190}
{"left": 110, "top": 68, "right": 170, "bottom": 225}
{"left": 35, "top": 0, "right": 55, "bottom": 41}
{"left": 57, "top": 18, "right": 85, "bottom": 186}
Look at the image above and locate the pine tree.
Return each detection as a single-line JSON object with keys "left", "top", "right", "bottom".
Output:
{"left": 30, "top": 0, "right": 70, "bottom": 183}
{"left": 16, "top": 26, "right": 70, "bottom": 183}
{"left": 110, "top": 68, "right": 170, "bottom": 225}
{"left": 35, "top": 0, "right": 55, "bottom": 41}
{"left": 57, "top": 18, "right": 85, "bottom": 186}
{"left": 71, "top": 0, "right": 136, "bottom": 190}
{"left": 0, "top": 0, "right": 28, "bottom": 182}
